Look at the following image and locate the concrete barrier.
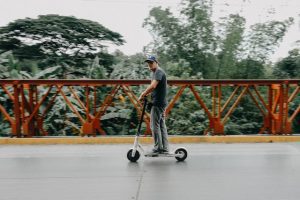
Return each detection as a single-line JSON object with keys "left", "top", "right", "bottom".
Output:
{"left": 0, "top": 135, "right": 300, "bottom": 145}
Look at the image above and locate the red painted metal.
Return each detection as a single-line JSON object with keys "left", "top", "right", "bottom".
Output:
{"left": 0, "top": 79, "right": 299, "bottom": 137}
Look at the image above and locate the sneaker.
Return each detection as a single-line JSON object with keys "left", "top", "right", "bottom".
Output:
{"left": 145, "top": 149, "right": 160, "bottom": 156}
{"left": 160, "top": 149, "right": 169, "bottom": 154}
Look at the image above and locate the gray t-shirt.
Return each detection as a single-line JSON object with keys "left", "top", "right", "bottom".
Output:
{"left": 151, "top": 67, "right": 167, "bottom": 107}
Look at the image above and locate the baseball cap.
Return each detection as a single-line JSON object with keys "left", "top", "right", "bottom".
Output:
{"left": 144, "top": 55, "right": 158, "bottom": 63}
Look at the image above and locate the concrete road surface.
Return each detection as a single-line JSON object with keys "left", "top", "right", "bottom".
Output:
{"left": 1, "top": 143, "right": 300, "bottom": 200}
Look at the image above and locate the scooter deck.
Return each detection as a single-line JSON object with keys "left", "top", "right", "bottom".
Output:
{"left": 144, "top": 153, "right": 179, "bottom": 158}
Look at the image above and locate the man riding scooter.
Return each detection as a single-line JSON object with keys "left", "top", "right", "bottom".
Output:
{"left": 138, "top": 55, "right": 169, "bottom": 155}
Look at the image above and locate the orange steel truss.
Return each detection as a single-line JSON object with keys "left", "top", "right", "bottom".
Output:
{"left": 0, "top": 79, "right": 299, "bottom": 137}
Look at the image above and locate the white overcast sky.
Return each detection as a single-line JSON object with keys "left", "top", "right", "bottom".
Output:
{"left": 0, "top": 0, "right": 299, "bottom": 62}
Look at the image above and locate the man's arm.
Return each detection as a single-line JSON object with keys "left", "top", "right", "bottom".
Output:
{"left": 138, "top": 80, "right": 159, "bottom": 101}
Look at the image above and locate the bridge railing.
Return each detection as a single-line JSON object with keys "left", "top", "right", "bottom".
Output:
{"left": 0, "top": 79, "right": 299, "bottom": 137}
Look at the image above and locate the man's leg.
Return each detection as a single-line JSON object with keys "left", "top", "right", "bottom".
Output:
{"left": 150, "top": 106, "right": 163, "bottom": 151}
{"left": 160, "top": 114, "right": 169, "bottom": 152}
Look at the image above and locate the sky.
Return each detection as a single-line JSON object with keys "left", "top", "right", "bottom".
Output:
{"left": 0, "top": 0, "right": 299, "bottom": 62}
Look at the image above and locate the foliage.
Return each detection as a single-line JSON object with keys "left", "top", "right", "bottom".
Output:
{"left": 0, "top": 15, "right": 124, "bottom": 59}
{"left": 143, "top": 0, "right": 217, "bottom": 78}
{"left": 240, "top": 18, "right": 294, "bottom": 62}
{"left": 224, "top": 98, "right": 263, "bottom": 135}
{"left": 166, "top": 93, "right": 208, "bottom": 135}
{"left": 231, "top": 58, "right": 265, "bottom": 79}
{"left": 0, "top": 14, "right": 123, "bottom": 77}
{"left": 0, "top": 3, "right": 299, "bottom": 136}
{"left": 273, "top": 48, "right": 300, "bottom": 78}
{"left": 110, "top": 52, "right": 149, "bottom": 79}
{"left": 215, "top": 14, "right": 246, "bottom": 79}
{"left": 143, "top": 0, "right": 294, "bottom": 79}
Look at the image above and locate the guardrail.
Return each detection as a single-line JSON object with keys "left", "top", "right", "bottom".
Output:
{"left": 0, "top": 79, "right": 299, "bottom": 137}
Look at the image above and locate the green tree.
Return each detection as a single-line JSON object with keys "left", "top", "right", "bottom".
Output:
{"left": 273, "top": 48, "right": 300, "bottom": 78}
{"left": 110, "top": 52, "right": 149, "bottom": 79}
{"left": 216, "top": 14, "right": 246, "bottom": 79}
{"left": 232, "top": 58, "right": 265, "bottom": 79}
{"left": 143, "top": 0, "right": 294, "bottom": 79}
{"left": 0, "top": 14, "right": 124, "bottom": 69}
{"left": 240, "top": 18, "right": 294, "bottom": 63}
{"left": 143, "top": 0, "right": 217, "bottom": 78}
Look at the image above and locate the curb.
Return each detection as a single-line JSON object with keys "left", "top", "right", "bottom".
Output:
{"left": 1, "top": 135, "right": 300, "bottom": 145}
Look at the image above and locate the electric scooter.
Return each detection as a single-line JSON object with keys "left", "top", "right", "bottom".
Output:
{"left": 127, "top": 98, "right": 188, "bottom": 162}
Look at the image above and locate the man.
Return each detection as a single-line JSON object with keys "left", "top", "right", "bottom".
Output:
{"left": 138, "top": 55, "right": 169, "bottom": 155}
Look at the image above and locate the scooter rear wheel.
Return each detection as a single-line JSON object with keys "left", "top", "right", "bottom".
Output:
{"left": 175, "top": 148, "right": 188, "bottom": 162}
{"left": 127, "top": 149, "right": 140, "bottom": 162}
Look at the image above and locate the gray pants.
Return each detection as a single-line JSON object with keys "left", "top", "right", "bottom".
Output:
{"left": 150, "top": 106, "right": 169, "bottom": 151}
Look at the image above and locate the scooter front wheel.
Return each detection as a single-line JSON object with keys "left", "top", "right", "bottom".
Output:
{"left": 175, "top": 148, "right": 188, "bottom": 162}
{"left": 127, "top": 148, "right": 140, "bottom": 162}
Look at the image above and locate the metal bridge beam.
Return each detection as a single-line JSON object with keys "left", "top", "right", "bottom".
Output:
{"left": 0, "top": 80, "right": 299, "bottom": 137}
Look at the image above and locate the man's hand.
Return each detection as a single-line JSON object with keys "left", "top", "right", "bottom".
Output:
{"left": 138, "top": 92, "right": 146, "bottom": 102}
{"left": 138, "top": 80, "right": 158, "bottom": 102}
